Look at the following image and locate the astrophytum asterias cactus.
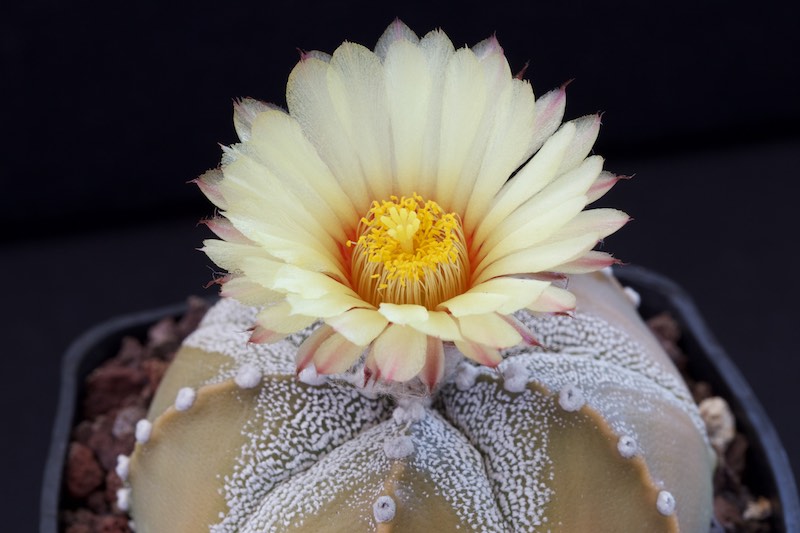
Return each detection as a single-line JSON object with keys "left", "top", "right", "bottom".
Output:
{"left": 124, "top": 272, "right": 714, "bottom": 532}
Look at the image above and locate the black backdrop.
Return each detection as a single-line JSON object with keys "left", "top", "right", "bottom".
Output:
{"left": 3, "top": 0, "right": 799, "bottom": 528}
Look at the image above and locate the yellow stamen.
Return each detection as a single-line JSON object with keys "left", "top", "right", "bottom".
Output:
{"left": 349, "top": 194, "right": 469, "bottom": 308}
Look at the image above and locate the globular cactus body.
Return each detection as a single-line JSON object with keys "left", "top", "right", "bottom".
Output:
{"left": 127, "top": 273, "right": 714, "bottom": 532}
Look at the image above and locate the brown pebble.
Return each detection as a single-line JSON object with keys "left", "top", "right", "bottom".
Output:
{"left": 142, "top": 358, "right": 169, "bottom": 398}
{"left": 83, "top": 365, "right": 147, "bottom": 419}
{"left": 715, "top": 494, "right": 743, "bottom": 530}
{"left": 177, "top": 296, "right": 211, "bottom": 340}
{"left": 96, "top": 513, "right": 131, "bottom": 533}
{"left": 65, "top": 443, "right": 104, "bottom": 499}
{"left": 726, "top": 433, "right": 749, "bottom": 479}
{"left": 115, "top": 336, "right": 144, "bottom": 367}
{"left": 105, "top": 469, "right": 124, "bottom": 504}
{"left": 147, "top": 317, "right": 180, "bottom": 357}
{"left": 86, "top": 490, "right": 109, "bottom": 514}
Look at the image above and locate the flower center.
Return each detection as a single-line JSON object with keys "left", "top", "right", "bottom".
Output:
{"left": 349, "top": 194, "right": 469, "bottom": 308}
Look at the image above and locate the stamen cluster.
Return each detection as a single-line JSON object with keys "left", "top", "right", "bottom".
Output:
{"left": 349, "top": 194, "right": 469, "bottom": 308}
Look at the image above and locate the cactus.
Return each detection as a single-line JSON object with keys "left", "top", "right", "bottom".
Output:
{"left": 124, "top": 272, "right": 714, "bottom": 532}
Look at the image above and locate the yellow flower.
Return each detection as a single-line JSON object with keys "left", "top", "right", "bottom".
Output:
{"left": 198, "top": 20, "right": 629, "bottom": 389}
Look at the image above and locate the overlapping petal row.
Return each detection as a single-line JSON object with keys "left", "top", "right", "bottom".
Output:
{"left": 198, "top": 20, "right": 629, "bottom": 388}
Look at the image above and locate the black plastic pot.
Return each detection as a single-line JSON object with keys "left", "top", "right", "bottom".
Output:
{"left": 41, "top": 267, "right": 799, "bottom": 532}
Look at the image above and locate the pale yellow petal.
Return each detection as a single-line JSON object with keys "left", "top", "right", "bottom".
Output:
{"left": 220, "top": 277, "right": 282, "bottom": 306}
{"left": 286, "top": 292, "right": 367, "bottom": 318}
{"left": 416, "top": 29, "right": 455, "bottom": 200}
{"left": 202, "top": 239, "right": 275, "bottom": 273}
{"left": 556, "top": 114, "right": 601, "bottom": 174}
{"left": 457, "top": 313, "right": 522, "bottom": 348}
{"left": 407, "top": 310, "right": 462, "bottom": 341}
{"left": 454, "top": 339, "right": 502, "bottom": 367}
{"left": 269, "top": 264, "right": 358, "bottom": 299}
{"left": 529, "top": 86, "right": 567, "bottom": 155}
{"left": 249, "top": 109, "right": 358, "bottom": 235}
{"left": 448, "top": 41, "right": 512, "bottom": 215}
{"left": 556, "top": 251, "right": 619, "bottom": 274}
{"left": 372, "top": 325, "right": 428, "bottom": 382}
{"left": 384, "top": 39, "right": 431, "bottom": 195}
{"left": 420, "top": 337, "right": 445, "bottom": 391}
{"left": 296, "top": 324, "right": 336, "bottom": 371}
{"left": 475, "top": 196, "right": 587, "bottom": 268}
{"left": 434, "top": 47, "right": 487, "bottom": 206}
{"left": 473, "top": 122, "right": 576, "bottom": 246}
{"left": 527, "top": 285, "right": 577, "bottom": 312}
{"left": 327, "top": 42, "right": 393, "bottom": 202}
{"left": 540, "top": 207, "right": 630, "bottom": 243}
{"left": 378, "top": 303, "right": 429, "bottom": 324}
{"left": 286, "top": 56, "right": 372, "bottom": 213}
{"left": 437, "top": 291, "right": 508, "bottom": 317}
{"left": 313, "top": 332, "right": 365, "bottom": 374}
{"left": 374, "top": 19, "right": 419, "bottom": 60}
{"left": 465, "top": 278, "right": 551, "bottom": 314}
{"left": 233, "top": 97, "right": 272, "bottom": 142}
{"left": 326, "top": 308, "right": 388, "bottom": 346}
{"left": 256, "top": 301, "right": 316, "bottom": 334}
{"left": 474, "top": 232, "right": 600, "bottom": 285}
{"left": 463, "top": 78, "right": 537, "bottom": 233}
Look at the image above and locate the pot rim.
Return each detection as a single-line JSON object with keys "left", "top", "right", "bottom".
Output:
{"left": 40, "top": 267, "right": 799, "bottom": 532}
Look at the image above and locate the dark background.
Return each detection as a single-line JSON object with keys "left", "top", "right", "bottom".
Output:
{"left": 3, "top": 0, "right": 798, "bottom": 528}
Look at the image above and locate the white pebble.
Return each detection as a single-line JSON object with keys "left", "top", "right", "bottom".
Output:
{"left": 383, "top": 436, "right": 415, "bottom": 459}
{"left": 115, "top": 454, "right": 130, "bottom": 481}
{"left": 373, "top": 495, "right": 396, "bottom": 523}
{"left": 174, "top": 387, "right": 196, "bottom": 411}
{"left": 558, "top": 383, "right": 585, "bottom": 412}
{"left": 623, "top": 286, "right": 641, "bottom": 307}
{"left": 116, "top": 488, "right": 131, "bottom": 511}
{"left": 699, "top": 396, "right": 735, "bottom": 452}
{"left": 135, "top": 419, "right": 152, "bottom": 444}
{"left": 502, "top": 360, "right": 529, "bottom": 393}
{"left": 455, "top": 363, "right": 479, "bottom": 391}
{"left": 298, "top": 365, "right": 327, "bottom": 386}
{"left": 617, "top": 435, "right": 638, "bottom": 458}
{"left": 657, "top": 490, "right": 676, "bottom": 515}
{"left": 235, "top": 363, "right": 262, "bottom": 389}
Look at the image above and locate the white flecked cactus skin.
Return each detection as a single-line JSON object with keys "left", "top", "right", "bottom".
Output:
{"left": 126, "top": 272, "right": 714, "bottom": 532}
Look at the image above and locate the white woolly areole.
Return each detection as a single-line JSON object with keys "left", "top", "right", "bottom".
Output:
{"left": 392, "top": 401, "right": 426, "bottom": 425}
{"left": 298, "top": 365, "right": 327, "bottom": 386}
{"left": 617, "top": 435, "right": 638, "bottom": 458}
{"left": 558, "top": 383, "right": 585, "bottom": 412}
{"left": 116, "top": 488, "right": 131, "bottom": 512}
{"left": 115, "top": 454, "right": 130, "bottom": 481}
{"left": 135, "top": 419, "right": 152, "bottom": 444}
{"left": 175, "top": 387, "right": 196, "bottom": 411}
{"left": 502, "top": 359, "right": 529, "bottom": 393}
{"left": 623, "top": 286, "right": 641, "bottom": 307}
{"left": 600, "top": 266, "right": 615, "bottom": 279}
{"left": 657, "top": 490, "right": 676, "bottom": 515}
{"left": 235, "top": 363, "right": 262, "bottom": 389}
{"left": 372, "top": 495, "right": 396, "bottom": 523}
{"left": 383, "top": 436, "right": 415, "bottom": 459}
{"left": 455, "top": 363, "right": 479, "bottom": 391}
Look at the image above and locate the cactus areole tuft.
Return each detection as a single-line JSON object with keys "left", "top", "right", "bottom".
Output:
{"left": 127, "top": 21, "right": 714, "bottom": 532}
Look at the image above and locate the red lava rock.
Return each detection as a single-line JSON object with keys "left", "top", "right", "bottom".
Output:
{"left": 86, "top": 490, "right": 109, "bottom": 514}
{"left": 715, "top": 494, "right": 743, "bottom": 530}
{"left": 147, "top": 317, "right": 180, "bottom": 357}
{"left": 115, "top": 336, "right": 145, "bottom": 367}
{"left": 177, "top": 296, "right": 211, "bottom": 339}
{"left": 96, "top": 513, "right": 131, "bottom": 532}
{"left": 65, "top": 442, "right": 104, "bottom": 499}
{"left": 142, "top": 357, "right": 169, "bottom": 398}
{"left": 105, "top": 469, "right": 124, "bottom": 504}
{"left": 83, "top": 365, "right": 148, "bottom": 419}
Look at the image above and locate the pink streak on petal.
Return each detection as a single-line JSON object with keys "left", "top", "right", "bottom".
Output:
{"left": 557, "top": 251, "right": 622, "bottom": 274}
{"left": 498, "top": 314, "right": 540, "bottom": 347}
{"left": 296, "top": 324, "right": 336, "bottom": 372}
{"left": 313, "top": 333, "right": 364, "bottom": 375}
{"left": 421, "top": 337, "right": 445, "bottom": 392}
{"left": 192, "top": 169, "right": 226, "bottom": 209}
{"left": 586, "top": 172, "right": 632, "bottom": 203}
{"left": 201, "top": 217, "right": 252, "bottom": 244}
{"left": 249, "top": 326, "right": 287, "bottom": 344}
{"left": 455, "top": 340, "right": 502, "bottom": 367}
